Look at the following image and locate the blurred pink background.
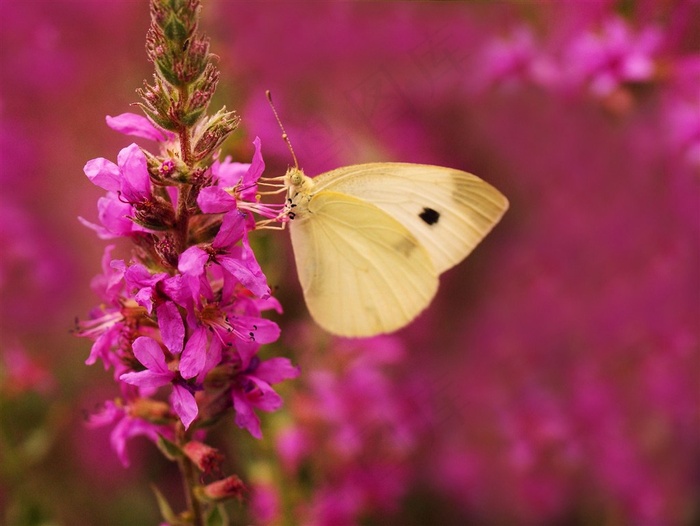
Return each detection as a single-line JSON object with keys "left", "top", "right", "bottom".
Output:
{"left": 1, "top": 1, "right": 698, "bottom": 525}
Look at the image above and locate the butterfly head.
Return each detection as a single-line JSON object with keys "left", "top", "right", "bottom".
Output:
{"left": 283, "top": 167, "right": 315, "bottom": 220}
{"left": 285, "top": 167, "right": 314, "bottom": 194}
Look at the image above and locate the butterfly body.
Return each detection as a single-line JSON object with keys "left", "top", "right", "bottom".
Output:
{"left": 283, "top": 163, "right": 508, "bottom": 337}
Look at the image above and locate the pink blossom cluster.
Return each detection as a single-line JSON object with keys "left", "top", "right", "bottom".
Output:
{"left": 223, "top": 2, "right": 698, "bottom": 175}
{"left": 474, "top": 14, "right": 699, "bottom": 169}
{"left": 77, "top": 113, "right": 298, "bottom": 466}
{"left": 250, "top": 334, "right": 431, "bottom": 526}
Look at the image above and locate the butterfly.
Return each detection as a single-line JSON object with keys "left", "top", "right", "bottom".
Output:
{"left": 282, "top": 162, "right": 508, "bottom": 337}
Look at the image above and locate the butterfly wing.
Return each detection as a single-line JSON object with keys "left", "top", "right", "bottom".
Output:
{"left": 313, "top": 163, "right": 509, "bottom": 273}
{"left": 289, "top": 190, "right": 438, "bottom": 337}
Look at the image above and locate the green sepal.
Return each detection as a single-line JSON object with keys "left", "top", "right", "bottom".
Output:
{"left": 206, "top": 505, "right": 228, "bottom": 526}
{"left": 156, "top": 62, "right": 179, "bottom": 88}
{"left": 129, "top": 215, "right": 174, "bottom": 232}
{"left": 181, "top": 107, "right": 206, "bottom": 127}
{"left": 156, "top": 434, "right": 183, "bottom": 461}
{"left": 158, "top": 57, "right": 185, "bottom": 88}
{"left": 164, "top": 18, "right": 189, "bottom": 48}
{"left": 137, "top": 103, "right": 180, "bottom": 132}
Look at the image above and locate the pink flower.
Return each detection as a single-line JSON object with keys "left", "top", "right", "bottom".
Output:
{"left": 232, "top": 356, "right": 300, "bottom": 439}
{"left": 179, "top": 211, "right": 270, "bottom": 299}
{"left": 565, "top": 17, "right": 661, "bottom": 96}
{"left": 87, "top": 399, "right": 172, "bottom": 468}
{"left": 76, "top": 246, "right": 129, "bottom": 371}
{"left": 120, "top": 336, "right": 198, "bottom": 429}
{"left": 124, "top": 263, "right": 168, "bottom": 313}
{"left": 198, "top": 136, "right": 266, "bottom": 213}
{"left": 476, "top": 26, "right": 559, "bottom": 91}
{"left": 78, "top": 193, "right": 142, "bottom": 239}
{"left": 80, "top": 143, "right": 161, "bottom": 238}
{"left": 84, "top": 143, "right": 152, "bottom": 203}
{"left": 0, "top": 343, "right": 55, "bottom": 396}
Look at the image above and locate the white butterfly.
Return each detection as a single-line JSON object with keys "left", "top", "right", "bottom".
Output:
{"left": 282, "top": 162, "right": 509, "bottom": 337}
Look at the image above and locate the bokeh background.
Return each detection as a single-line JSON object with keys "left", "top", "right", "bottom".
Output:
{"left": 1, "top": 1, "right": 699, "bottom": 525}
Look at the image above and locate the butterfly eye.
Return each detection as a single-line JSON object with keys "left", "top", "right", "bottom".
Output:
{"left": 290, "top": 173, "right": 303, "bottom": 186}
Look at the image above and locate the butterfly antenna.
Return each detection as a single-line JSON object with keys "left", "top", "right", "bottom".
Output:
{"left": 266, "top": 90, "right": 299, "bottom": 169}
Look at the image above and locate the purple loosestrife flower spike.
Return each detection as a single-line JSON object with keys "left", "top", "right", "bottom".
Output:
{"left": 79, "top": 2, "right": 299, "bottom": 522}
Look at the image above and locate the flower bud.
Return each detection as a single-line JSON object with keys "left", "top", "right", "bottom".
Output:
{"left": 196, "top": 475, "right": 246, "bottom": 503}
{"left": 130, "top": 398, "right": 172, "bottom": 424}
{"left": 182, "top": 440, "right": 223, "bottom": 474}
{"left": 154, "top": 234, "right": 179, "bottom": 269}
{"left": 192, "top": 108, "right": 240, "bottom": 161}
{"left": 137, "top": 77, "right": 178, "bottom": 131}
{"left": 203, "top": 362, "right": 240, "bottom": 391}
{"left": 132, "top": 197, "right": 177, "bottom": 231}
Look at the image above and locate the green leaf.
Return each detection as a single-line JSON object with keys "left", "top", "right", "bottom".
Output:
{"left": 152, "top": 485, "right": 180, "bottom": 525}
{"left": 206, "top": 505, "right": 228, "bottom": 526}
{"left": 156, "top": 434, "right": 183, "bottom": 461}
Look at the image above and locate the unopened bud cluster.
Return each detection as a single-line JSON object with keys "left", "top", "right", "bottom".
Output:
{"left": 138, "top": 0, "right": 239, "bottom": 166}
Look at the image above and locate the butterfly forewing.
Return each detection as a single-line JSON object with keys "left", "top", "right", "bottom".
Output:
{"left": 289, "top": 190, "right": 439, "bottom": 337}
{"left": 313, "top": 163, "right": 509, "bottom": 273}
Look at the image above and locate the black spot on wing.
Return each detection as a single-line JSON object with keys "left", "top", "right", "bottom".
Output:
{"left": 419, "top": 207, "right": 440, "bottom": 225}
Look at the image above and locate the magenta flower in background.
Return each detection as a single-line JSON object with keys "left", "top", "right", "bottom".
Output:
{"left": 232, "top": 356, "right": 300, "bottom": 439}
{"left": 250, "top": 334, "right": 431, "bottom": 525}
{"left": 0, "top": 343, "right": 55, "bottom": 397}
{"left": 475, "top": 26, "right": 559, "bottom": 92}
{"left": 565, "top": 16, "right": 661, "bottom": 96}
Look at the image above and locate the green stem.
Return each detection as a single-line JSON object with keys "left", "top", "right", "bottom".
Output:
{"left": 176, "top": 426, "right": 205, "bottom": 526}
{"left": 179, "top": 126, "right": 193, "bottom": 166}
{"left": 175, "top": 105, "right": 193, "bottom": 252}
{"left": 175, "top": 183, "right": 191, "bottom": 252}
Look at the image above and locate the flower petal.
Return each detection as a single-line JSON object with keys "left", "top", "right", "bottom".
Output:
{"left": 239, "top": 137, "right": 264, "bottom": 201}
{"left": 117, "top": 143, "right": 151, "bottom": 202}
{"left": 245, "top": 375, "right": 284, "bottom": 412}
{"left": 213, "top": 156, "right": 249, "bottom": 186}
{"left": 96, "top": 194, "right": 137, "bottom": 237}
{"left": 120, "top": 369, "right": 173, "bottom": 388}
{"left": 212, "top": 211, "right": 246, "bottom": 249}
{"left": 131, "top": 336, "right": 170, "bottom": 374}
{"left": 197, "top": 186, "right": 237, "bottom": 213}
{"left": 179, "top": 326, "right": 208, "bottom": 379}
{"left": 106, "top": 113, "right": 167, "bottom": 142}
{"left": 254, "top": 357, "right": 300, "bottom": 385}
{"left": 232, "top": 391, "right": 262, "bottom": 439}
{"left": 245, "top": 137, "right": 265, "bottom": 183}
{"left": 110, "top": 411, "right": 163, "bottom": 468}
{"left": 219, "top": 255, "right": 270, "bottom": 299}
{"left": 178, "top": 246, "right": 209, "bottom": 276}
{"left": 232, "top": 317, "right": 280, "bottom": 345}
{"left": 84, "top": 157, "right": 121, "bottom": 191}
{"left": 158, "top": 301, "right": 185, "bottom": 355}
{"left": 197, "top": 337, "right": 223, "bottom": 384}
{"left": 171, "top": 384, "right": 198, "bottom": 429}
